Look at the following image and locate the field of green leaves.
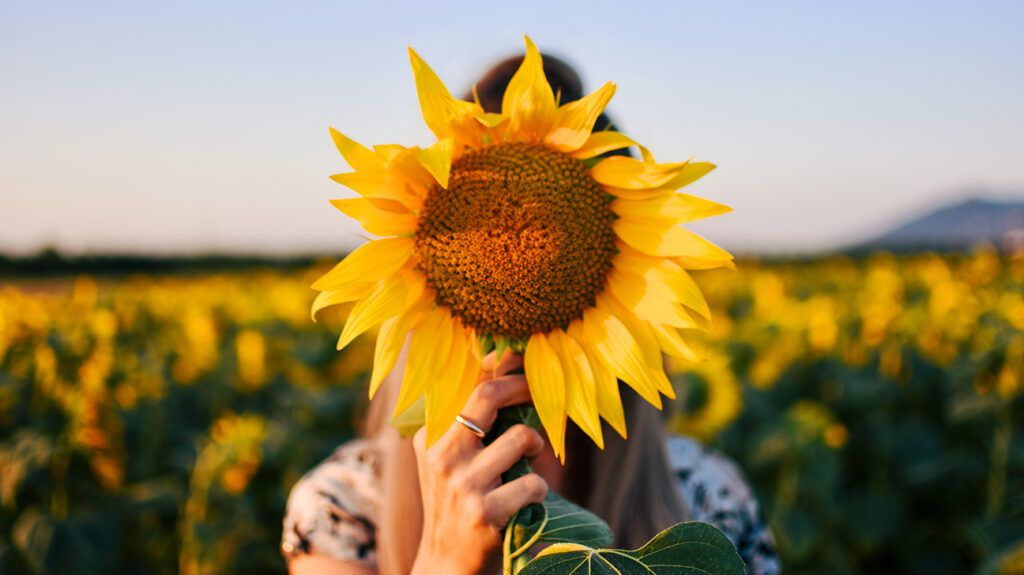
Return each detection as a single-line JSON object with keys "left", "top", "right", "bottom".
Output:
{"left": 1, "top": 250, "right": 1022, "bottom": 574}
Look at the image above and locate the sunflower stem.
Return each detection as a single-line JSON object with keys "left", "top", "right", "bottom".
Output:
{"left": 485, "top": 404, "right": 542, "bottom": 574}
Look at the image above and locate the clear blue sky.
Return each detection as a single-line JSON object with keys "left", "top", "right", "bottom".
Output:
{"left": 2, "top": 0, "right": 1022, "bottom": 255}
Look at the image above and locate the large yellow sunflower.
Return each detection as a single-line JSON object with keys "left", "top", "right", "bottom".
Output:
{"left": 314, "top": 37, "right": 733, "bottom": 460}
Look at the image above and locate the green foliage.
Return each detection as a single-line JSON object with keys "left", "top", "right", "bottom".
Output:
{"left": 0, "top": 271, "right": 366, "bottom": 574}
{"left": 528, "top": 492, "right": 614, "bottom": 549}
{"left": 492, "top": 406, "right": 739, "bottom": 575}
{"left": 502, "top": 492, "right": 615, "bottom": 574}
{"left": 695, "top": 251, "right": 1024, "bottom": 574}
{"left": 0, "top": 251, "right": 1021, "bottom": 573}
{"left": 519, "top": 521, "right": 745, "bottom": 575}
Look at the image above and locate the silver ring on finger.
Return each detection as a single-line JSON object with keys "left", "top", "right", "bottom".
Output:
{"left": 455, "top": 414, "right": 487, "bottom": 438}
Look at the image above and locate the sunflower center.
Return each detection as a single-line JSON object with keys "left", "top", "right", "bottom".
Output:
{"left": 414, "top": 143, "right": 618, "bottom": 340}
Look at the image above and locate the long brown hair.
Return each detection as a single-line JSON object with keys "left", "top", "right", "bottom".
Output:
{"left": 368, "top": 52, "right": 689, "bottom": 574}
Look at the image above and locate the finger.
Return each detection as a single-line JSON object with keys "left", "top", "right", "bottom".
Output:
{"left": 467, "top": 425, "right": 544, "bottom": 485}
{"left": 480, "top": 351, "right": 498, "bottom": 373}
{"left": 480, "top": 350, "right": 524, "bottom": 379}
{"left": 457, "top": 375, "right": 531, "bottom": 437}
{"left": 495, "top": 352, "right": 524, "bottom": 377}
{"left": 483, "top": 473, "right": 549, "bottom": 529}
{"left": 412, "top": 426, "right": 427, "bottom": 455}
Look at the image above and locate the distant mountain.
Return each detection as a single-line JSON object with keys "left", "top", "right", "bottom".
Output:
{"left": 856, "top": 198, "right": 1024, "bottom": 253}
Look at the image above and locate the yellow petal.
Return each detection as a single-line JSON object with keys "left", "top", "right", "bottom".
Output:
{"left": 408, "top": 47, "right": 482, "bottom": 140}
{"left": 544, "top": 82, "right": 616, "bottom": 152}
{"left": 603, "top": 185, "right": 675, "bottom": 202}
{"left": 373, "top": 144, "right": 408, "bottom": 163}
{"left": 549, "top": 330, "right": 603, "bottom": 449}
{"left": 403, "top": 270, "right": 427, "bottom": 306}
{"left": 613, "top": 218, "right": 734, "bottom": 264}
{"left": 432, "top": 337, "right": 482, "bottom": 446}
{"left": 599, "top": 293, "right": 675, "bottom": 400}
{"left": 311, "top": 283, "right": 373, "bottom": 321}
{"left": 311, "top": 237, "right": 414, "bottom": 292}
{"left": 370, "top": 295, "right": 430, "bottom": 398}
{"left": 370, "top": 315, "right": 406, "bottom": 399}
{"left": 580, "top": 304, "right": 662, "bottom": 409}
{"left": 524, "top": 332, "right": 567, "bottom": 461}
{"left": 673, "top": 193, "right": 732, "bottom": 221}
{"left": 502, "top": 36, "right": 555, "bottom": 141}
{"left": 664, "top": 265, "right": 711, "bottom": 320}
{"left": 425, "top": 320, "right": 470, "bottom": 445}
{"left": 424, "top": 322, "right": 482, "bottom": 447}
{"left": 329, "top": 170, "right": 424, "bottom": 211}
{"left": 379, "top": 144, "right": 440, "bottom": 189}
{"left": 336, "top": 273, "right": 408, "bottom": 351}
{"left": 430, "top": 326, "right": 482, "bottom": 447}
{"left": 590, "top": 156, "right": 690, "bottom": 189}
{"left": 650, "top": 322, "right": 701, "bottom": 363}
{"left": 416, "top": 137, "right": 453, "bottom": 189}
{"left": 663, "top": 162, "right": 716, "bottom": 190}
{"left": 476, "top": 112, "right": 508, "bottom": 128}
{"left": 330, "top": 197, "right": 418, "bottom": 236}
{"left": 612, "top": 193, "right": 731, "bottom": 225}
{"left": 395, "top": 307, "right": 453, "bottom": 417}
{"left": 571, "top": 130, "right": 638, "bottom": 159}
{"left": 667, "top": 228, "right": 734, "bottom": 267}
{"left": 614, "top": 244, "right": 711, "bottom": 320}
{"left": 329, "top": 128, "right": 382, "bottom": 171}
{"left": 674, "top": 254, "right": 738, "bottom": 271}
{"left": 606, "top": 267, "right": 698, "bottom": 329}
{"left": 567, "top": 320, "right": 626, "bottom": 438}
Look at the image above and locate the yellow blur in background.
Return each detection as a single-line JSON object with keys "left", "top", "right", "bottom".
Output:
{"left": 1, "top": 248, "right": 1022, "bottom": 574}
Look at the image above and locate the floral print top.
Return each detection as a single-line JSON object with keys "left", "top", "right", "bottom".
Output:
{"left": 281, "top": 435, "right": 780, "bottom": 574}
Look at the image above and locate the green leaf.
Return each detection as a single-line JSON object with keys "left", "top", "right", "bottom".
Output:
{"left": 538, "top": 493, "right": 613, "bottom": 548}
{"left": 519, "top": 521, "right": 745, "bottom": 575}
{"left": 513, "top": 492, "right": 613, "bottom": 552}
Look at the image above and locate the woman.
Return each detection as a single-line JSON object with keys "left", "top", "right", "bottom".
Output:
{"left": 282, "top": 54, "right": 780, "bottom": 575}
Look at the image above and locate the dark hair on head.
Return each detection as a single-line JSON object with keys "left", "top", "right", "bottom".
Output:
{"left": 467, "top": 53, "right": 584, "bottom": 112}
{"left": 466, "top": 51, "right": 619, "bottom": 136}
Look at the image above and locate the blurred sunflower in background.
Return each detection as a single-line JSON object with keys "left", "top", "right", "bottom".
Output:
{"left": 314, "top": 36, "right": 733, "bottom": 459}
{"left": 668, "top": 351, "right": 742, "bottom": 441}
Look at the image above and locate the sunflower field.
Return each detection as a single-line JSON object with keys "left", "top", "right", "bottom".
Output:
{"left": 1, "top": 249, "right": 1022, "bottom": 575}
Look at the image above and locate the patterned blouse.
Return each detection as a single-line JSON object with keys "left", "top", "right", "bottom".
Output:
{"left": 281, "top": 435, "right": 781, "bottom": 574}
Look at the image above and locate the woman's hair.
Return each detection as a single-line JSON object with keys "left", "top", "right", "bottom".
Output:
{"left": 467, "top": 53, "right": 583, "bottom": 112}
{"left": 365, "top": 52, "right": 689, "bottom": 574}
{"left": 563, "top": 388, "right": 690, "bottom": 549}
{"left": 465, "top": 52, "right": 617, "bottom": 132}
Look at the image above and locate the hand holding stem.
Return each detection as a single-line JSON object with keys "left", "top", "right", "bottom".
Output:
{"left": 410, "top": 352, "right": 548, "bottom": 575}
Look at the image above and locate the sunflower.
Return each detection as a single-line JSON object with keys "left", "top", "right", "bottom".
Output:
{"left": 667, "top": 351, "right": 742, "bottom": 442}
{"left": 314, "top": 37, "right": 733, "bottom": 460}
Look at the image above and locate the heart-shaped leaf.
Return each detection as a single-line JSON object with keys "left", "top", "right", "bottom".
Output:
{"left": 508, "top": 491, "right": 614, "bottom": 565}
{"left": 519, "top": 521, "right": 745, "bottom": 575}
{"left": 538, "top": 492, "right": 612, "bottom": 547}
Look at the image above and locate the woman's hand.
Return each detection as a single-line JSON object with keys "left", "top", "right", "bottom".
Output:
{"left": 410, "top": 352, "right": 549, "bottom": 575}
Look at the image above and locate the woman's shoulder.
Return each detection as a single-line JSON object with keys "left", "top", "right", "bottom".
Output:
{"left": 665, "top": 435, "right": 781, "bottom": 575}
{"left": 281, "top": 438, "right": 382, "bottom": 567}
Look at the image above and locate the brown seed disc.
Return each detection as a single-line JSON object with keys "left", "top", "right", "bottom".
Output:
{"left": 414, "top": 142, "right": 618, "bottom": 340}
